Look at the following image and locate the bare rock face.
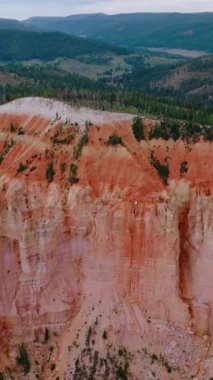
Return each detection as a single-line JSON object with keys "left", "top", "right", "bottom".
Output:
{"left": 0, "top": 98, "right": 212, "bottom": 379}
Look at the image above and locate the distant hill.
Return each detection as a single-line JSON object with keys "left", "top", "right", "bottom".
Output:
{"left": 25, "top": 13, "right": 213, "bottom": 53}
{"left": 0, "top": 18, "right": 33, "bottom": 30}
{"left": 24, "top": 13, "right": 105, "bottom": 31}
{"left": 0, "top": 18, "right": 23, "bottom": 29}
{"left": 0, "top": 29, "right": 129, "bottom": 61}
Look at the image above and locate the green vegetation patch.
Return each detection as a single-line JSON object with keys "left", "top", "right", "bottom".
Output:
{"left": 0, "top": 139, "right": 14, "bottom": 163}
{"left": 107, "top": 132, "right": 123, "bottom": 146}
{"left": 150, "top": 152, "right": 170, "bottom": 185}
{"left": 17, "top": 162, "right": 27, "bottom": 173}
{"left": 16, "top": 343, "right": 30, "bottom": 375}
{"left": 180, "top": 160, "right": 188, "bottom": 175}
{"left": 44, "top": 327, "right": 49, "bottom": 343}
{"left": 132, "top": 116, "right": 145, "bottom": 142}
{"left": 51, "top": 127, "right": 74, "bottom": 145}
{"left": 73, "top": 345, "right": 130, "bottom": 380}
{"left": 68, "top": 162, "right": 79, "bottom": 184}
{"left": 72, "top": 128, "right": 89, "bottom": 160}
{"left": 149, "top": 120, "right": 213, "bottom": 142}
{"left": 46, "top": 162, "right": 55, "bottom": 182}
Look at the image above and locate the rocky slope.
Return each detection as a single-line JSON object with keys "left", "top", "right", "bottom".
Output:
{"left": 0, "top": 97, "right": 212, "bottom": 380}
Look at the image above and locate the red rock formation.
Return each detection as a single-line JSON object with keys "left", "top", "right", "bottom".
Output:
{"left": 0, "top": 98, "right": 212, "bottom": 379}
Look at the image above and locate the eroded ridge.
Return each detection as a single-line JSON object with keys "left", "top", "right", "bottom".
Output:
{"left": 0, "top": 98, "right": 212, "bottom": 379}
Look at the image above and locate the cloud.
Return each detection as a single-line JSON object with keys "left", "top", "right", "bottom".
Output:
{"left": 0, "top": 0, "right": 212, "bottom": 20}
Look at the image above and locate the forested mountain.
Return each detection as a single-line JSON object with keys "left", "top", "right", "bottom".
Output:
{"left": 1, "top": 13, "right": 212, "bottom": 54}
{"left": 25, "top": 13, "right": 213, "bottom": 53}
{"left": 119, "top": 55, "right": 213, "bottom": 110}
{"left": 0, "top": 29, "right": 128, "bottom": 61}
{"left": 0, "top": 62, "right": 212, "bottom": 126}
{"left": 0, "top": 14, "right": 212, "bottom": 126}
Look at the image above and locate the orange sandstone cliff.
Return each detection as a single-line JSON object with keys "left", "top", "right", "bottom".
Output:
{"left": 0, "top": 98, "right": 212, "bottom": 380}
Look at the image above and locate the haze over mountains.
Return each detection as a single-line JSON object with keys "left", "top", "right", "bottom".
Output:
{"left": 25, "top": 13, "right": 213, "bottom": 52}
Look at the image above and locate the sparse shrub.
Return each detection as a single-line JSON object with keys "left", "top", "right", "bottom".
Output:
{"left": 116, "top": 366, "right": 128, "bottom": 380}
{"left": 0, "top": 139, "right": 14, "bottom": 164}
{"left": 30, "top": 166, "right": 36, "bottom": 172}
{"left": 52, "top": 128, "right": 73, "bottom": 144}
{"left": 46, "top": 162, "right": 55, "bottom": 182}
{"left": 60, "top": 162, "right": 66, "bottom": 174}
{"left": 49, "top": 346, "right": 54, "bottom": 353}
{"left": 73, "top": 344, "right": 131, "bottom": 380}
{"left": 85, "top": 120, "right": 93, "bottom": 127}
{"left": 107, "top": 133, "right": 123, "bottom": 146}
{"left": 50, "top": 363, "right": 56, "bottom": 371}
{"left": 70, "top": 162, "right": 77, "bottom": 175}
{"left": 151, "top": 353, "right": 158, "bottom": 364}
{"left": 17, "top": 162, "right": 27, "bottom": 173}
{"left": 86, "top": 326, "right": 92, "bottom": 347}
{"left": 132, "top": 116, "right": 145, "bottom": 142}
{"left": 68, "top": 162, "right": 79, "bottom": 184}
{"left": 180, "top": 160, "right": 188, "bottom": 175}
{"left": 10, "top": 122, "right": 16, "bottom": 132}
{"left": 44, "top": 327, "right": 49, "bottom": 343}
{"left": 150, "top": 152, "right": 170, "bottom": 185}
{"left": 72, "top": 128, "right": 89, "bottom": 160}
{"left": 55, "top": 112, "right": 60, "bottom": 120}
{"left": 165, "top": 363, "right": 172, "bottom": 373}
{"left": 143, "top": 349, "right": 174, "bottom": 374}
{"left": 89, "top": 350, "right": 99, "bottom": 378}
{"left": 118, "top": 347, "right": 127, "bottom": 357}
{"left": 18, "top": 127, "right": 25, "bottom": 135}
{"left": 16, "top": 343, "right": 30, "bottom": 375}
{"left": 204, "top": 126, "right": 213, "bottom": 141}
{"left": 102, "top": 330, "right": 107, "bottom": 339}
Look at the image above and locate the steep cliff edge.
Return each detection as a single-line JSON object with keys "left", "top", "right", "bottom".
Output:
{"left": 0, "top": 98, "right": 212, "bottom": 380}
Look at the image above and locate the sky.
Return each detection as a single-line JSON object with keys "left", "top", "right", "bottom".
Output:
{"left": 0, "top": 0, "right": 212, "bottom": 20}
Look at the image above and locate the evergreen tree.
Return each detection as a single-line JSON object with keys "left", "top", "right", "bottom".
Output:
{"left": 132, "top": 116, "right": 145, "bottom": 141}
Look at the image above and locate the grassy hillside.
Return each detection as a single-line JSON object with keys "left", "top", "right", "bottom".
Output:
{"left": 0, "top": 29, "right": 129, "bottom": 61}
{"left": 25, "top": 13, "right": 213, "bottom": 53}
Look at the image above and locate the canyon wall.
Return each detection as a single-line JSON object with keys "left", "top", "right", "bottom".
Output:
{"left": 0, "top": 98, "right": 212, "bottom": 379}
